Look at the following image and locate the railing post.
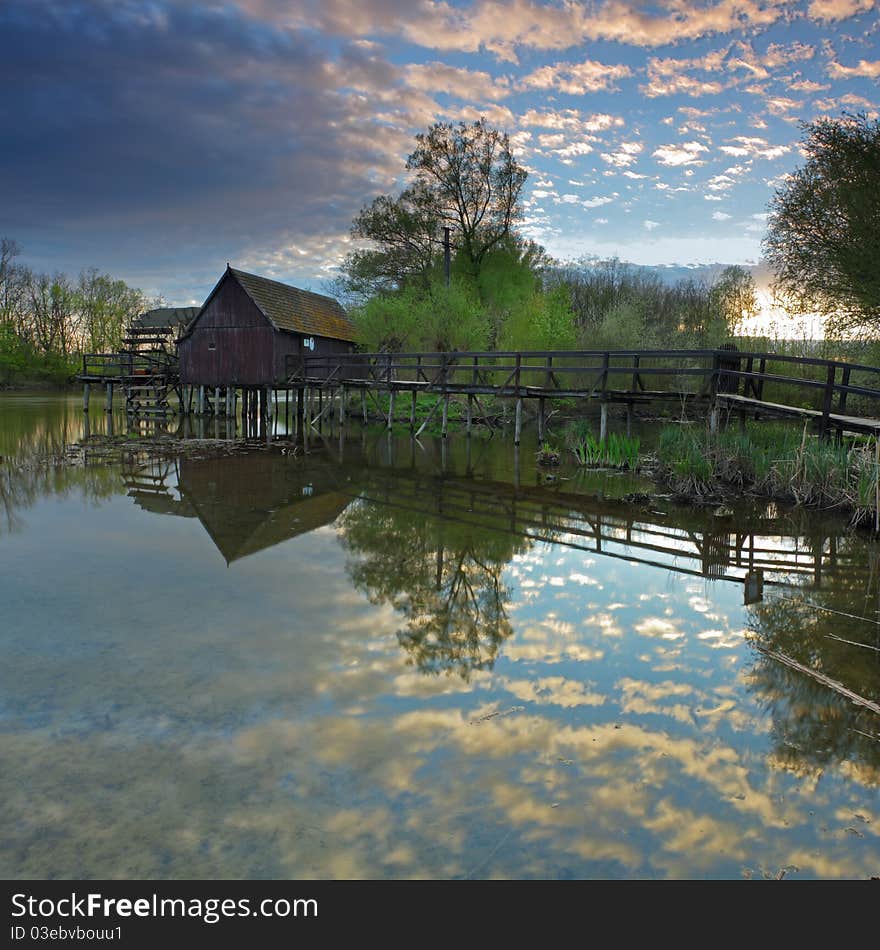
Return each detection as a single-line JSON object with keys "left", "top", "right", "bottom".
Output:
{"left": 839, "top": 365, "right": 851, "bottom": 414}
{"left": 820, "top": 362, "right": 836, "bottom": 439}
{"left": 515, "top": 352, "right": 521, "bottom": 393}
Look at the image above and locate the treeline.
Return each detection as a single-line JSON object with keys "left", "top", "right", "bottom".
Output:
{"left": 345, "top": 237, "right": 760, "bottom": 355}
{"left": 0, "top": 238, "right": 148, "bottom": 386}
{"left": 338, "top": 120, "right": 759, "bottom": 355}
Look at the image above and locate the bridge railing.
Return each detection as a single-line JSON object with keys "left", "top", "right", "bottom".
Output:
{"left": 80, "top": 351, "right": 177, "bottom": 379}
{"left": 285, "top": 347, "right": 880, "bottom": 431}
{"left": 288, "top": 349, "right": 721, "bottom": 397}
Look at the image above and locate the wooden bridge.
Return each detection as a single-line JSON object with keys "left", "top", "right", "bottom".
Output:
{"left": 285, "top": 348, "right": 880, "bottom": 442}
{"left": 78, "top": 344, "right": 880, "bottom": 443}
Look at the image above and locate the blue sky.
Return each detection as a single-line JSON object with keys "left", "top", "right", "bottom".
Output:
{"left": 1, "top": 0, "right": 878, "bottom": 306}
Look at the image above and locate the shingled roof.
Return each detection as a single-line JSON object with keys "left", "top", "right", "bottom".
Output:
{"left": 182, "top": 265, "right": 357, "bottom": 343}
{"left": 235, "top": 266, "right": 357, "bottom": 341}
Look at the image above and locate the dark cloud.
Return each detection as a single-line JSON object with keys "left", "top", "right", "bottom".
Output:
{"left": 0, "top": 0, "right": 413, "bottom": 297}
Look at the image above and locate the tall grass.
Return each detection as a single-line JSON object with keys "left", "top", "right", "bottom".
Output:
{"left": 654, "top": 420, "right": 880, "bottom": 528}
{"left": 565, "top": 419, "right": 640, "bottom": 469}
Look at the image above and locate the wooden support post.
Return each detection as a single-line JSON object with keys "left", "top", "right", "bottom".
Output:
{"left": 514, "top": 396, "right": 523, "bottom": 445}
{"left": 466, "top": 394, "right": 473, "bottom": 436}
{"left": 83, "top": 383, "right": 90, "bottom": 413}
{"left": 600, "top": 402, "right": 607, "bottom": 442}
{"left": 839, "top": 365, "right": 851, "bottom": 414}
{"left": 215, "top": 387, "right": 221, "bottom": 415}
{"left": 339, "top": 385, "right": 346, "bottom": 426}
{"left": 626, "top": 405, "right": 632, "bottom": 437}
{"left": 709, "top": 403, "right": 719, "bottom": 434}
{"left": 410, "top": 390, "right": 417, "bottom": 431}
{"left": 388, "top": 388, "right": 395, "bottom": 430}
{"left": 362, "top": 388, "right": 368, "bottom": 424}
{"left": 820, "top": 363, "right": 836, "bottom": 440}
{"left": 197, "top": 385, "right": 205, "bottom": 416}
{"left": 537, "top": 396, "right": 545, "bottom": 442}
{"left": 441, "top": 393, "right": 449, "bottom": 438}
{"left": 296, "top": 387, "right": 304, "bottom": 434}
{"left": 105, "top": 383, "right": 113, "bottom": 413}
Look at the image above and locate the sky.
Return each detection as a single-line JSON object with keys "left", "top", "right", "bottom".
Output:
{"left": 1, "top": 0, "right": 878, "bottom": 309}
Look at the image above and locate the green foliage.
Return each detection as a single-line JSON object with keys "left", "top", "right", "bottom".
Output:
{"left": 565, "top": 419, "right": 640, "bottom": 469}
{"left": 350, "top": 288, "right": 423, "bottom": 352}
{"left": 499, "top": 283, "right": 577, "bottom": 351}
{"left": 351, "top": 278, "right": 490, "bottom": 353}
{"left": 418, "top": 278, "right": 490, "bottom": 352}
{"left": 763, "top": 112, "right": 880, "bottom": 335}
{"left": 0, "top": 237, "right": 148, "bottom": 384}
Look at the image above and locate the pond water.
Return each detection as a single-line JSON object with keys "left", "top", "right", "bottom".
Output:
{"left": 1, "top": 392, "right": 879, "bottom": 880}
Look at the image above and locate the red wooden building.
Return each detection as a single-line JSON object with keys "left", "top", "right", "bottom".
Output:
{"left": 178, "top": 265, "right": 356, "bottom": 388}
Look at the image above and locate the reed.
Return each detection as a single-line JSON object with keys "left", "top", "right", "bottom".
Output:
{"left": 565, "top": 420, "right": 640, "bottom": 469}
{"left": 654, "top": 420, "right": 880, "bottom": 528}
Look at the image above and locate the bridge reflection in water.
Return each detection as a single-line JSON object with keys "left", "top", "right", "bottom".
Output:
{"left": 119, "top": 431, "right": 865, "bottom": 595}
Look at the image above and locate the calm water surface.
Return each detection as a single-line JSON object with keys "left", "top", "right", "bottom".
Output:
{"left": 1, "top": 393, "right": 879, "bottom": 879}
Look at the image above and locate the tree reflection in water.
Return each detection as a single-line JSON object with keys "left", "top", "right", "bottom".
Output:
{"left": 339, "top": 496, "right": 527, "bottom": 680}
{"left": 745, "top": 545, "right": 880, "bottom": 781}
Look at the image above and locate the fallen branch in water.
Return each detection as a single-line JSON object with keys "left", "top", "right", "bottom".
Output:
{"left": 755, "top": 646, "right": 880, "bottom": 716}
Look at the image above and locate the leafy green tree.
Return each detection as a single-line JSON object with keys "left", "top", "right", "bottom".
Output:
{"left": 341, "top": 118, "right": 527, "bottom": 294}
{"left": 763, "top": 112, "right": 880, "bottom": 335}
{"left": 341, "top": 182, "right": 441, "bottom": 298}
{"left": 415, "top": 278, "right": 489, "bottom": 352}
{"left": 709, "top": 265, "right": 759, "bottom": 337}
{"left": 499, "top": 284, "right": 577, "bottom": 351}
{"left": 76, "top": 267, "right": 146, "bottom": 352}
{"left": 350, "top": 287, "right": 423, "bottom": 352}
{"left": 407, "top": 119, "right": 527, "bottom": 276}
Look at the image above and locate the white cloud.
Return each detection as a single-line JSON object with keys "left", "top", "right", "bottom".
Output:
{"left": 826, "top": 58, "right": 880, "bottom": 79}
{"left": 643, "top": 220, "right": 660, "bottom": 231}
{"left": 601, "top": 141, "right": 644, "bottom": 167}
{"left": 520, "top": 58, "right": 631, "bottom": 94}
{"left": 712, "top": 211, "right": 732, "bottom": 221}
{"left": 653, "top": 141, "right": 709, "bottom": 166}
{"left": 808, "top": 0, "right": 876, "bottom": 23}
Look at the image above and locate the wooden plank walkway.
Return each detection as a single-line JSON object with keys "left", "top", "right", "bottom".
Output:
{"left": 716, "top": 393, "right": 880, "bottom": 435}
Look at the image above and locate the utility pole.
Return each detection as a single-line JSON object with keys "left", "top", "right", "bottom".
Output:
{"left": 443, "top": 226, "right": 451, "bottom": 287}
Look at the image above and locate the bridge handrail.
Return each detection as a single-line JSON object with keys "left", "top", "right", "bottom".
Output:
{"left": 283, "top": 347, "right": 880, "bottom": 433}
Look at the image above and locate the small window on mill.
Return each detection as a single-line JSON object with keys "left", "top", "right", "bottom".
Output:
{"left": 207, "top": 340, "right": 216, "bottom": 351}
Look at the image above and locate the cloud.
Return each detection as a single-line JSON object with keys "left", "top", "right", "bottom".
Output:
{"left": 520, "top": 58, "right": 632, "bottom": 94}
{"left": 0, "top": 0, "right": 449, "bottom": 293}
{"left": 712, "top": 211, "right": 732, "bottom": 220}
{"left": 272, "top": 0, "right": 792, "bottom": 60}
{"left": 519, "top": 110, "right": 624, "bottom": 134}
{"left": 600, "top": 142, "right": 644, "bottom": 167}
{"left": 718, "top": 136, "right": 792, "bottom": 159}
{"left": 643, "top": 220, "right": 661, "bottom": 231}
{"left": 404, "top": 61, "right": 510, "bottom": 100}
{"left": 653, "top": 141, "right": 710, "bottom": 167}
{"left": 808, "top": 0, "right": 876, "bottom": 22}
{"left": 641, "top": 53, "right": 730, "bottom": 98}
{"left": 826, "top": 57, "right": 880, "bottom": 78}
